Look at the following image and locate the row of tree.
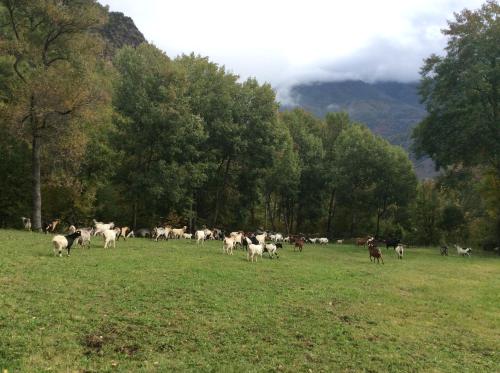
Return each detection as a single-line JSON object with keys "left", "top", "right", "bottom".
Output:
{"left": 0, "top": 0, "right": 498, "bottom": 249}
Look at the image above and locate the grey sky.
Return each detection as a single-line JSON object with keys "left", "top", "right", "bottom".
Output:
{"left": 98, "top": 0, "right": 484, "bottom": 92}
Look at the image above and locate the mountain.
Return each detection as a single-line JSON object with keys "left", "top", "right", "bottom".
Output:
{"left": 98, "top": 9, "right": 146, "bottom": 56}
{"left": 284, "top": 80, "right": 436, "bottom": 178}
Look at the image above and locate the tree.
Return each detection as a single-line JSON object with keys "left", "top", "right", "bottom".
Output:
{"left": 0, "top": 0, "right": 108, "bottom": 230}
{"left": 112, "top": 45, "right": 206, "bottom": 228}
{"left": 410, "top": 181, "right": 442, "bottom": 245}
{"left": 413, "top": 1, "right": 500, "bottom": 172}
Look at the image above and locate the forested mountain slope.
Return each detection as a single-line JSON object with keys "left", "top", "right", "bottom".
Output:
{"left": 285, "top": 81, "right": 435, "bottom": 177}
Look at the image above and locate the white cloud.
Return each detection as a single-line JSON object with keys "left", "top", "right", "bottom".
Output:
{"left": 99, "top": 0, "right": 485, "bottom": 90}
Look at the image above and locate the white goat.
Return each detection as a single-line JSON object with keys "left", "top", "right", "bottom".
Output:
{"left": 93, "top": 219, "right": 115, "bottom": 236}
{"left": 255, "top": 232, "right": 266, "bottom": 245}
{"left": 230, "top": 232, "right": 244, "bottom": 248}
{"left": 395, "top": 244, "right": 404, "bottom": 259}
{"left": 152, "top": 227, "right": 169, "bottom": 241}
{"left": 183, "top": 233, "right": 193, "bottom": 239}
{"left": 52, "top": 231, "right": 81, "bottom": 257}
{"left": 195, "top": 230, "right": 206, "bottom": 245}
{"left": 171, "top": 226, "right": 187, "bottom": 239}
{"left": 336, "top": 239, "right": 344, "bottom": 244}
{"left": 77, "top": 228, "right": 92, "bottom": 249}
{"left": 203, "top": 229, "right": 214, "bottom": 240}
{"left": 455, "top": 245, "right": 472, "bottom": 257}
{"left": 318, "top": 238, "right": 329, "bottom": 245}
{"left": 248, "top": 243, "right": 263, "bottom": 262}
{"left": 264, "top": 243, "right": 279, "bottom": 259}
{"left": 103, "top": 229, "right": 117, "bottom": 249}
{"left": 223, "top": 236, "right": 235, "bottom": 255}
{"left": 275, "top": 233, "right": 283, "bottom": 242}
{"left": 21, "top": 217, "right": 31, "bottom": 231}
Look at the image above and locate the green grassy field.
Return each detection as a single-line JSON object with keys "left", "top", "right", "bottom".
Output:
{"left": 0, "top": 230, "right": 498, "bottom": 372}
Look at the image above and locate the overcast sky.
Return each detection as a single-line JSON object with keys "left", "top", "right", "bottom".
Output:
{"left": 98, "top": 0, "right": 484, "bottom": 91}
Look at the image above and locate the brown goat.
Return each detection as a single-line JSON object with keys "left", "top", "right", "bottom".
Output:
{"left": 367, "top": 238, "right": 384, "bottom": 264}
{"left": 356, "top": 237, "right": 369, "bottom": 246}
{"left": 294, "top": 238, "right": 304, "bottom": 252}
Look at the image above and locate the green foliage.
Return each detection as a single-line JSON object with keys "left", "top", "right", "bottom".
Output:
{"left": 413, "top": 1, "right": 500, "bottom": 170}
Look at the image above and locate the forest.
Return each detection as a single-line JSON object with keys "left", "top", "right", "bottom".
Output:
{"left": 0, "top": 0, "right": 498, "bottom": 250}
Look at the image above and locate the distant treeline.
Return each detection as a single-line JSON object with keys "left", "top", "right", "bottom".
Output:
{"left": 0, "top": 0, "right": 498, "bottom": 250}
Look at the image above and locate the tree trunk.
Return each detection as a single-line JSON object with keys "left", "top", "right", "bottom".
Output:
{"left": 376, "top": 212, "right": 381, "bottom": 238}
{"left": 31, "top": 129, "right": 42, "bottom": 231}
{"left": 350, "top": 212, "right": 356, "bottom": 238}
{"left": 132, "top": 199, "right": 138, "bottom": 230}
{"left": 326, "top": 189, "right": 336, "bottom": 239}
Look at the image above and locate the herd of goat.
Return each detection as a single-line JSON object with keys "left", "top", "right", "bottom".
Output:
{"left": 20, "top": 217, "right": 473, "bottom": 262}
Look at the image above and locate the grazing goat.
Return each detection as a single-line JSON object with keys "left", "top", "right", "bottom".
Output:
{"left": 223, "top": 236, "right": 235, "bottom": 255}
{"left": 395, "top": 244, "right": 404, "bottom": 259}
{"left": 318, "top": 238, "right": 329, "bottom": 245}
{"left": 440, "top": 245, "right": 449, "bottom": 256}
{"left": 52, "top": 231, "right": 81, "bottom": 257}
{"left": 248, "top": 243, "right": 263, "bottom": 262}
{"left": 264, "top": 243, "right": 279, "bottom": 259}
{"left": 103, "top": 229, "right": 117, "bottom": 249}
{"left": 171, "top": 226, "right": 187, "bottom": 239}
{"left": 367, "top": 237, "right": 384, "bottom": 264}
{"left": 183, "top": 233, "right": 193, "bottom": 239}
{"left": 21, "top": 217, "right": 31, "bottom": 231}
{"left": 195, "top": 230, "right": 206, "bottom": 245}
{"left": 336, "top": 239, "right": 344, "bottom": 244}
{"left": 455, "top": 245, "right": 472, "bottom": 257}
{"left": 308, "top": 238, "right": 318, "bottom": 244}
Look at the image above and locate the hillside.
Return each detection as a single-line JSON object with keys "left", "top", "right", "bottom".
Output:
{"left": 285, "top": 81, "right": 436, "bottom": 178}
{"left": 98, "top": 9, "right": 146, "bottom": 56}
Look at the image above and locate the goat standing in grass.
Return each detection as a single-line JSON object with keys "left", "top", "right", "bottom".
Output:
{"left": 52, "top": 231, "right": 81, "bottom": 257}
{"left": 367, "top": 237, "right": 384, "bottom": 264}
{"left": 21, "top": 217, "right": 31, "bottom": 231}
{"left": 294, "top": 238, "right": 305, "bottom": 252}
{"left": 440, "top": 245, "right": 449, "bottom": 256}
{"left": 223, "top": 236, "right": 235, "bottom": 255}
{"left": 395, "top": 244, "right": 404, "bottom": 260}
{"left": 248, "top": 243, "right": 263, "bottom": 262}
{"left": 103, "top": 229, "right": 117, "bottom": 249}
{"left": 455, "top": 245, "right": 472, "bottom": 257}
{"left": 264, "top": 243, "right": 279, "bottom": 259}
{"left": 195, "top": 230, "right": 206, "bottom": 245}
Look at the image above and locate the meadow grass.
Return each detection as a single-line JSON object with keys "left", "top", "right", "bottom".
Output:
{"left": 0, "top": 229, "right": 498, "bottom": 372}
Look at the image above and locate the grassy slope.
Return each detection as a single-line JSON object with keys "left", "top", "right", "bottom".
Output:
{"left": 0, "top": 230, "right": 498, "bottom": 372}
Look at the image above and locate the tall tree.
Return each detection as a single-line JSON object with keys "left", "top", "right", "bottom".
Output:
{"left": 413, "top": 0, "right": 500, "bottom": 172}
{"left": 0, "top": 0, "right": 108, "bottom": 230}
{"left": 113, "top": 45, "right": 205, "bottom": 228}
